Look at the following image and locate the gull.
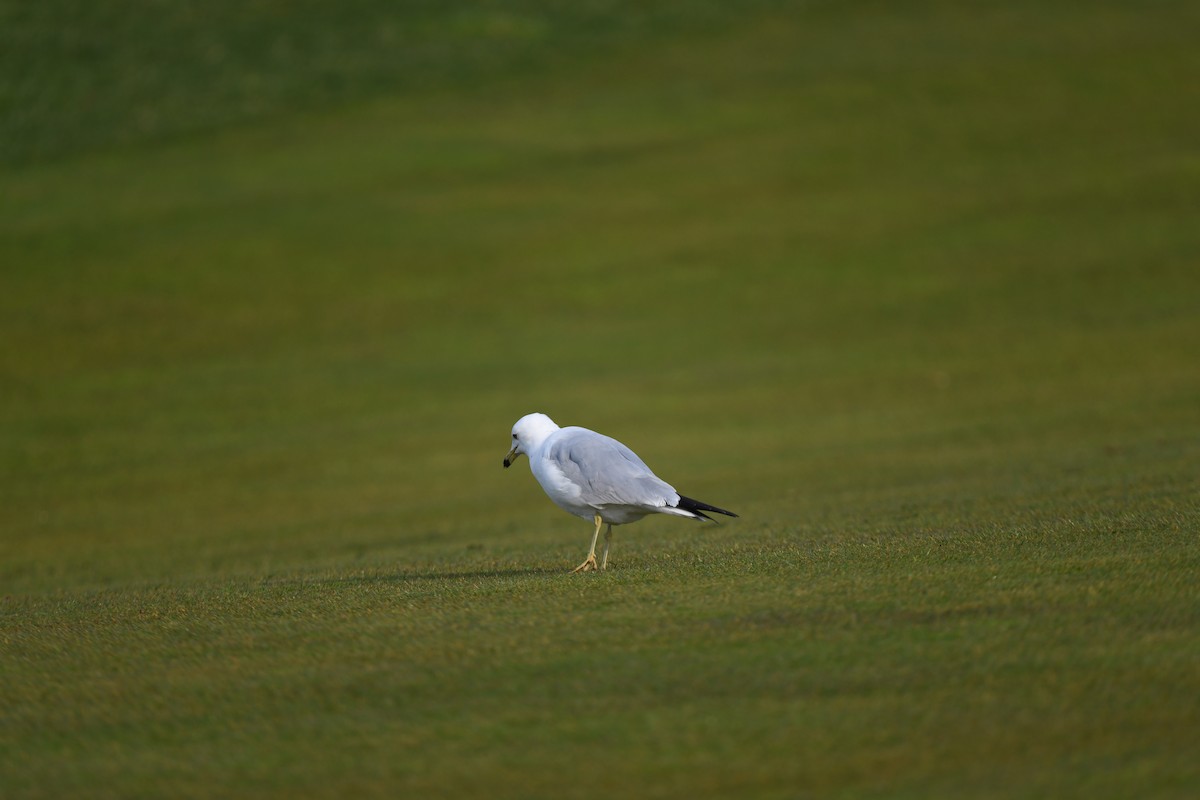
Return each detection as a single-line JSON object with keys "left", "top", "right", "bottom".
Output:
{"left": 503, "top": 412, "right": 737, "bottom": 572}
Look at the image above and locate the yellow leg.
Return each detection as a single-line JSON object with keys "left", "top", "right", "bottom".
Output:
{"left": 599, "top": 524, "right": 613, "bottom": 570}
{"left": 572, "top": 514, "right": 603, "bottom": 573}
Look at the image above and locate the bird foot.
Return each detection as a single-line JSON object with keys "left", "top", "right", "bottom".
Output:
{"left": 572, "top": 553, "right": 599, "bottom": 573}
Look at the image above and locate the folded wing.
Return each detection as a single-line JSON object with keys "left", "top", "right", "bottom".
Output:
{"left": 547, "top": 427, "right": 680, "bottom": 510}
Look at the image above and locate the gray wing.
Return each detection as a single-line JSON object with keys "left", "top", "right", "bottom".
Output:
{"left": 547, "top": 427, "right": 679, "bottom": 509}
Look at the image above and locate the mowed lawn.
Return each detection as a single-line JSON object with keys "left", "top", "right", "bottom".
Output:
{"left": 2, "top": 1, "right": 1199, "bottom": 797}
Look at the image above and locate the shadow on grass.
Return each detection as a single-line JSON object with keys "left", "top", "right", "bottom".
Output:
{"left": 336, "top": 566, "right": 568, "bottom": 584}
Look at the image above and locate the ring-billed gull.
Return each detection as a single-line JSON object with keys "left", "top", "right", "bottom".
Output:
{"left": 503, "top": 412, "right": 737, "bottom": 572}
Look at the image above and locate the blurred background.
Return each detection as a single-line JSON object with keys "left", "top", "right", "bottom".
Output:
{"left": 2, "top": 0, "right": 1197, "bottom": 590}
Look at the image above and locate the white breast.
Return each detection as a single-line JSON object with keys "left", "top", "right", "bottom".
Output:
{"left": 530, "top": 448, "right": 592, "bottom": 520}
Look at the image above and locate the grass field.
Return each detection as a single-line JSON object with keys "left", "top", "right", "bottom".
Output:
{"left": 3, "top": 1, "right": 1199, "bottom": 797}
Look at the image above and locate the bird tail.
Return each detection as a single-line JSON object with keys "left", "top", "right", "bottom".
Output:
{"left": 675, "top": 495, "right": 738, "bottom": 522}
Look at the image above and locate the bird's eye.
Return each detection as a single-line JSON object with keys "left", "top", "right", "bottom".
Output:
{"left": 512, "top": 433, "right": 518, "bottom": 440}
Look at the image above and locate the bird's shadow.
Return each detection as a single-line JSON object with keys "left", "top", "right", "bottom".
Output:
{"left": 334, "top": 565, "right": 567, "bottom": 585}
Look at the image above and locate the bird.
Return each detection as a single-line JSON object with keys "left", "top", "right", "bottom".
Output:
{"left": 503, "top": 412, "right": 737, "bottom": 572}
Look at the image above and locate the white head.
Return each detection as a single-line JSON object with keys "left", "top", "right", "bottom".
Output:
{"left": 503, "top": 413, "right": 561, "bottom": 468}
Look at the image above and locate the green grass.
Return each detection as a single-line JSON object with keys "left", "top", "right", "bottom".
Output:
{"left": 3, "top": 1, "right": 1199, "bottom": 797}
{"left": 0, "top": 0, "right": 782, "bottom": 167}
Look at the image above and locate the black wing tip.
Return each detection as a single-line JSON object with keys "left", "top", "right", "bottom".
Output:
{"left": 677, "top": 494, "right": 738, "bottom": 521}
